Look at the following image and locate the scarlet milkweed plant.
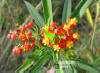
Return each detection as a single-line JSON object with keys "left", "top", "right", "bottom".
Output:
{"left": 7, "top": 0, "right": 100, "bottom": 73}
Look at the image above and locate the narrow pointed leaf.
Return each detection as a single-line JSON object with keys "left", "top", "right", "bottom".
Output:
{"left": 93, "top": 37, "right": 98, "bottom": 49}
{"left": 16, "top": 47, "right": 44, "bottom": 73}
{"left": 73, "top": 60, "right": 100, "bottom": 73}
{"left": 72, "top": 0, "right": 93, "bottom": 20}
{"left": 29, "top": 52, "right": 51, "bottom": 73}
{"left": 42, "top": 0, "right": 53, "bottom": 25}
{"left": 62, "top": 0, "right": 71, "bottom": 23}
{"left": 24, "top": 1, "right": 45, "bottom": 28}
{"left": 16, "top": 59, "right": 34, "bottom": 73}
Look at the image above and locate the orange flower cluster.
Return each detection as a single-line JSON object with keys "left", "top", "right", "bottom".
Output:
{"left": 41, "top": 18, "right": 80, "bottom": 52}
{"left": 8, "top": 21, "right": 35, "bottom": 55}
{"left": 8, "top": 18, "right": 80, "bottom": 55}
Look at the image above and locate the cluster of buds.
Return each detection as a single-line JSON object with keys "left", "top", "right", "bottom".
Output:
{"left": 8, "top": 21, "right": 35, "bottom": 55}
{"left": 41, "top": 18, "right": 80, "bottom": 52}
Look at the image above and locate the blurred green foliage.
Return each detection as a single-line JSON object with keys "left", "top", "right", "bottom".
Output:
{"left": 0, "top": 0, "right": 100, "bottom": 73}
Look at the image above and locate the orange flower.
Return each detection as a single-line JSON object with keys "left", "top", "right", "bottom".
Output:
{"left": 19, "top": 33, "right": 26, "bottom": 39}
{"left": 66, "top": 41, "right": 74, "bottom": 48}
{"left": 71, "top": 18, "right": 78, "bottom": 24}
{"left": 68, "top": 17, "right": 78, "bottom": 24}
{"left": 21, "top": 44, "right": 30, "bottom": 52}
{"left": 63, "top": 23, "right": 71, "bottom": 31}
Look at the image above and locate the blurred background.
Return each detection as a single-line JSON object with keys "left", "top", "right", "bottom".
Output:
{"left": 0, "top": 0, "right": 100, "bottom": 73}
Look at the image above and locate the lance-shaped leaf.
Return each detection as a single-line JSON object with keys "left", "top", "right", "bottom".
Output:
{"left": 62, "top": 0, "right": 71, "bottom": 23}
{"left": 16, "top": 47, "right": 45, "bottom": 73}
{"left": 42, "top": 0, "right": 53, "bottom": 25}
{"left": 16, "top": 59, "right": 34, "bottom": 73}
{"left": 29, "top": 52, "right": 51, "bottom": 73}
{"left": 24, "top": 1, "right": 45, "bottom": 28}
{"left": 72, "top": 0, "right": 93, "bottom": 20}
{"left": 93, "top": 37, "right": 98, "bottom": 49}
{"left": 73, "top": 60, "right": 100, "bottom": 73}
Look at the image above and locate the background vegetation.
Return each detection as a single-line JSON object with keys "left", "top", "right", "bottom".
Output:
{"left": 0, "top": 0, "right": 100, "bottom": 73}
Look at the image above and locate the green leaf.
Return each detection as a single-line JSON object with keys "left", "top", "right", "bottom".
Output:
{"left": 24, "top": 1, "right": 45, "bottom": 28}
{"left": 72, "top": 0, "right": 93, "bottom": 20}
{"left": 43, "top": 29, "right": 55, "bottom": 43}
{"left": 66, "top": 64, "right": 74, "bottom": 73}
{"left": 72, "top": 66, "right": 77, "bottom": 73}
{"left": 53, "top": 52, "right": 64, "bottom": 73}
{"left": 73, "top": 60, "right": 100, "bottom": 73}
{"left": 30, "top": 47, "right": 45, "bottom": 59}
{"left": 94, "top": 58, "right": 100, "bottom": 66}
{"left": 93, "top": 37, "right": 98, "bottom": 49}
{"left": 16, "top": 47, "right": 45, "bottom": 73}
{"left": 16, "top": 59, "right": 34, "bottom": 73}
{"left": 42, "top": 0, "right": 53, "bottom": 25}
{"left": 96, "top": 2, "right": 99, "bottom": 14}
{"left": 87, "top": 45, "right": 97, "bottom": 60}
{"left": 29, "top": 52, "right": 51, "bottom": 73}
{"left": 55, "top": 61, "right": 64, "bottom": 73}
{"left": 61, "top": 55, "right": 76, "bottom": 73}
{"left": 62, "top": 0, "right": 71, "bottom": 23}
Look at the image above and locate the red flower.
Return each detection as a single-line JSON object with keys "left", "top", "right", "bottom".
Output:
{"left": 62, "top": 22, "right": 66, "bottom": 27}
{"left": 54, "top": 29, "right": 59, "bottom": 35}
{"left": 59, "top": 39, "right": 66, "bottom": 49}
{"left": 28, "top": 31, "right": 32, "bottom": 36}
{"left": 68, "top": 29, "right": 72, "bottom": 35}
{"left": 40, "top": 29, "right": 45, "bottom": 36}
{"left": 19, "top": 32, "right": 26, "bottom": 39}
{"left": 22, "top": 38, "right": 28, "bottom": 42}
{"left": 39, "top": 36, "right": 44, "bottom": 46}
{"left": 12, "top": 47, "right": 22, "bottom": 55}
{"left": 31, "top": 37, "right": 35, "bottom": 42}
{"left": 29, "top": 21, "right": 34, "bottom": 27}
{"left": 22, "top": 27, "right": 27, "bottom": 33}
{"left": 28, "top": 35, "right": 31, "bottom": 40}
{"left": 70, "top": 24, "right": 78, "bottom": 29}
{"left": 26, "top": 21, "right": 34, "bottom": 28}
{"left": 22, "top": 43, "right": 30, "bottom": 52}
{"left": 31, "top": 43, "right": 35, "bottom": 48}
{"left": 55, "top": 26, "right": 65, "bottom": 36}
{"left": 11, "top": 33, "right": 17, "bottom": 39}
{"left": 16, "top": 48, "right": 22, "bottom": 55}
{"left": 50, "top": 22, "right": 56, "bottom": 28}
{"left": 12, "top": 47, "right": 17, "bottom": 55}
{"left": 55, "top": 37, "right": 59, "bottom": 44}
{"left": 7, "top": 33, "right": 12, "bottom": 39}
{"left": 48, "top": 27, "right": 54, "bottom": 33}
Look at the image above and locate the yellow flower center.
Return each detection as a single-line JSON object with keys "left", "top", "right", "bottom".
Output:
{"left": 63, "top": 24, "right": 70, "bottom": 30}
{"left": 53, "top": 45, "right": 60, "bottom": 52}
{"left": 42, "top": 36, "right": 49, "bottom": 45}
{"left": 73, "top": 32, "right": 80, "bottom": 39}
{"left": 42, "top": 25, "right": 49, "bottom": 31}
{"left": 71, "top": 18, "right": 78, "bottom": 24}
